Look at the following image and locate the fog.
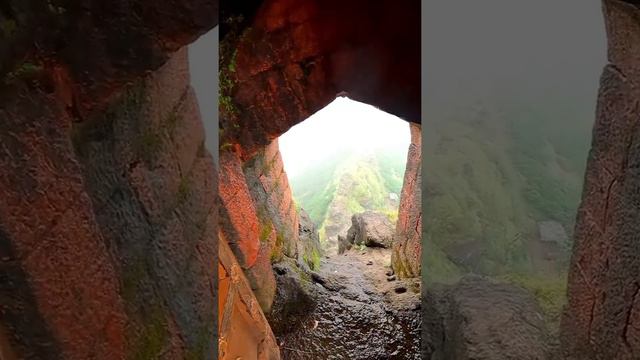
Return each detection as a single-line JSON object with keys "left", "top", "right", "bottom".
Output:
{"left": 188, "top": 27, "right": 219, "bottom": 165}
{"left": 424, "top": 0, "right": 607, "bottom": 115}
{"left": 421, "top": 0, "right": 608, "bottom": 285}
{"left": 279, "top": 97, "right": 411, "bottom": 179}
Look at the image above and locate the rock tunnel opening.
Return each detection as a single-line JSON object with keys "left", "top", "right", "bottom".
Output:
{"left": 217, "top": 1, "right": 421, "bottom": 358}
{"left": 250, "top": 96, "right": 422, "bottom": 359}
{"left": 219, "top": 93, "right": 422, "bottom": 359}
{"left": 278, "top": 96, "right": 411, "bottom": 257}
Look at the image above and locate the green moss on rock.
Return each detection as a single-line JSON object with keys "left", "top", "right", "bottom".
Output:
{"left": 131, "top": 305, "right": 168, "bottom": 360}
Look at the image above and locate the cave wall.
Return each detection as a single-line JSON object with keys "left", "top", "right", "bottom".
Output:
{"left": 1, "top": 45, "right": 218, "bottom": 360}
{"left": 392, "top": 123, "right": 423, "bottom": 278}
{"left": 218, "top": 138, "right": 306, "bottom": 313}
{"left": 561, "top": 0, "right": 640, "bottom": 358}
{"left": 0, "top": 1, "right": 217, "bottom": 358}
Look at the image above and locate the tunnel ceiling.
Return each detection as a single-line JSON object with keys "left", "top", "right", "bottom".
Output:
{"left": 220, "top": 0, "right": 421, "bottom": 160}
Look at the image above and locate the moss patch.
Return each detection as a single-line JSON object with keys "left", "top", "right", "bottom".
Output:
{"left": 131, "top": 305, "right": 169, "bottom": 360}
{"left": 0, "top": 19, "right": 17, "bottom": 37}
{"left": 303, "top": 247, "right": 321, "bottom": 271}
{"left": 259, "top": 221, "right": 273, "bottom": 243}
{"left": 4, "top": 62, "right": 43, "bottom": 84}
{"left": 177, "top": 176, "right": 191, "bottom": 205}
{"left": 497, "top": 273, "right": 567, "bottom": 332}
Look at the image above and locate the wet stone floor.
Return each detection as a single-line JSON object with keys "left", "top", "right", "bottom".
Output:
{"left": 275, "top": 248, "right": 421, "bottom": 360}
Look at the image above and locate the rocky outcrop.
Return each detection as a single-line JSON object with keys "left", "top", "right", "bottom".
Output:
{"left": 343, "top": 211, "right": 395, "bottom": 251}
{"left": 243, "top": 139, "right": 300, "bottom": 261}
{"left": 219, "top": 232, "right": 281, "bottom": 360}
{"left": 392, "top": 123, "right": 422, "bottom": 278}
{"left": 219, "top": 138, "right": 325, "bottom": 313}
{"left": 560, "top": 1, "right": 640, "bottom": 359}
{"left": 423, "top": 276, "right": 551, "bottom": 360}
{"left": 266, "top": 259, "right": 317, "bottom": 336}
{"left": 219, "top": 136, "right": 325, "bottom": 314}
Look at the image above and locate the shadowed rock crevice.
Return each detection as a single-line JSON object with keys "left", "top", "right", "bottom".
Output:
{"left": 0, "top": 228, "right": 63, "bottom": 359}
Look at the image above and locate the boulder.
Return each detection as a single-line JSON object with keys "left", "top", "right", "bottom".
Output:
{"left": 423, "top": 275, "right": 551, "bottom": 360}
{"left": 267, "top": 259, "right": 317, "bottom": 335}
{"left": 346, "top": 211, "right": 395, "bottom": 248}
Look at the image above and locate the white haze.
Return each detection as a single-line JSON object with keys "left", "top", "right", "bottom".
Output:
{"left": 279, "top": 97, "right": 411, "bottom": 178}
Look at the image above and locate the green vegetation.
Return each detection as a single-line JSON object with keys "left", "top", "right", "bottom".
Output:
{"left": 0, "top": 19, "right": 17, "bottom": 37}
{"left": 497, "top": 273, "right": 568, "bottom": 331}
{"left": 220, "top": 142, "right": 233, "bottom": 151}
{"left": 422, "top": 238, "right": 463, "bottom": 285}
{"left": 424, "top": 99, "right": 586, "bottom": 277}
{"left": 259, "top": 221, "right": 273, "bottom": 243}
{"left": 303, "top": 247, "right": 322, "bottom": 271}
{"left": 375, "top": 148, "right": 406, "bottom": 194}
{"left": 219, "top": 28, "right": 241, "bottom": 117}
{"left": 422, "top": 95, "right": 591, "bottom": 331}
{"left": 132, "top": 305, "right": 168, "bottom": 360}
{"left": 289, "top": 149, "right": 407, "bottom": 245}
{"left": 288, "top": 151, "right": 344, "bottom": 225}
{"left": 4, "top": 62, "right": 43, "bottom": 84}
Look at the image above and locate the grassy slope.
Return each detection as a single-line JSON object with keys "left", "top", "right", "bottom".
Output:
{"left": 289, "top": 148, "right": 407, "bottom": 242}
{"left": 423, "top": 99, "right": 592, "bottom": 330}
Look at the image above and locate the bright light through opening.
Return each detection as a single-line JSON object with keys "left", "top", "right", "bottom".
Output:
{"left": 279, "top": 97, "right": 411, "bottom": 252}
{"left": 279, "top": 97, "right": 411, "bottom": 179}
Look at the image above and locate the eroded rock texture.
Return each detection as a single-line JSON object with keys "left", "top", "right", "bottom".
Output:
{"left": 561, "top": 1, "right": 640, "bottom": 358}
{"left": 392, "top": 123, "right": 422, "bottom": 278}
{"left": 218, "top": 139, "right": 311, "bottom": 313}
{"left": 0, "top": 1, "right": 217, "bottom": 358}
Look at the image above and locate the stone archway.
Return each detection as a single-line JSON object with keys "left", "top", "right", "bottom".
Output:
{"left": 217, "top": 0, "right": 422, "bottom": 357}
{"left": 1, "top": 0, "right": 638, "bottom": 359}
{"left": 218, "top": 0, "right": 421, "bottom": 305}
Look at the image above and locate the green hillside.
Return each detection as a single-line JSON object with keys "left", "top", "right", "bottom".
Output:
{"left": 424, "top": 98, "right": 590, "bottom": 280}
{"left": 288, "top": 147, "right": 407, "bottom": 248}
{"left": 423, "top": 98, "right": 593, "bottom": 331}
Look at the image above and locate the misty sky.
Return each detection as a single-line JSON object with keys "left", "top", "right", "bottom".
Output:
{"left": 279, "top": 98, "right": 411, "bottom": 178}
{"left": 185, "top": 0, "right": 606, "bottom": 166}
{"left": 423, "top": 0, "right": 607, "bottom": 115}
{"left": 188, "top": 27, "right": 218, "bottom": 165}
